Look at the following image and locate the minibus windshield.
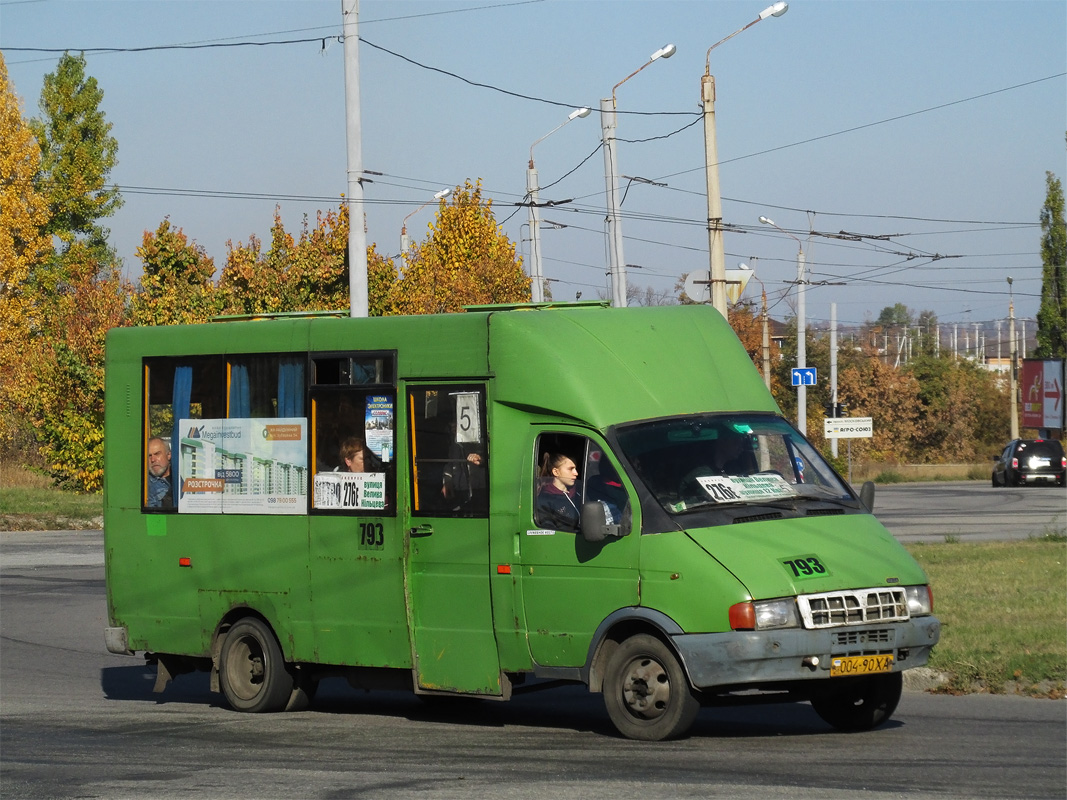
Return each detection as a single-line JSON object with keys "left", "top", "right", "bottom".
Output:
{"left": 616, "top": 414, "right": 853, "bottom": 514}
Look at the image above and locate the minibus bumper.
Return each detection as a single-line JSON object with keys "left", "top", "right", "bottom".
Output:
{"left": 673, "top": 615, "right": 941, "bottom": 690}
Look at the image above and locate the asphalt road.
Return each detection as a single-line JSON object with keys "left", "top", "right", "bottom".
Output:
{"left": 2, "top": 483, "right": 1065, "bottom": 799}
{"left": 871, "top": 480, "right": 1066, "bottom": 543}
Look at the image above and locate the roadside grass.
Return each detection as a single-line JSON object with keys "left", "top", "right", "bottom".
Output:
{"left": 0, "top": 465, "right": 102, "bottom": 530}
{"left": 907, "top": 537, "right": 1067, "bottom": 697}
{"left": 864, "top": 463, "right": 988, "bottom": 484}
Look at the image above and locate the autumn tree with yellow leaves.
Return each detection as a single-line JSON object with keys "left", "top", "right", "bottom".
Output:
{"left": 24, "top": 243, "right": 129, "bottom": 490}
{"left": 129, "top": 219, "right": 220, "bottom": 326}
{"left": 218, "top": 204, "right": 398, "bottom": 316}
{"left": 388, "top": 180, "right": 530, "bottom": 314}
{"left": 0, "top": 53, "right": 53, "bottom": 454}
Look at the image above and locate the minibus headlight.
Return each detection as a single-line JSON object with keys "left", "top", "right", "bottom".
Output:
{"left": 729, "top": 598, "right": 799, "bottom": 630}
{"left": 905, "top": 585, "right": 933, "bottom": 616}
{"left": 754, "top": 598, "right": 800, "bottom": 629}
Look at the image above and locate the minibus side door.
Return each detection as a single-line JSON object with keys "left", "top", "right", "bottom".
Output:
{"left": 521, "top": 429, "right": 640, "bottom": 667}
{"left": 403, "top": 383, "right": 503, "bottom": 695}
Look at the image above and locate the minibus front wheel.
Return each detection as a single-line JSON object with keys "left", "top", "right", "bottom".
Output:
{"left": 810, "top": 672, "right": 902, "bottom": 732}
{"left": 602, "top": 634, "right": 700, "bottom": 741}
{"left": 219, "top": 617, "right": 294, "bottom": 713}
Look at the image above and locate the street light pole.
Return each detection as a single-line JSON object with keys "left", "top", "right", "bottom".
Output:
{"left": 528, "top": 108, "right": 590, "bottom": 303}
{"left": 400, "top": 188, "right": 450, "bottom": 270}
{"left": 602, "top": 43, "right": 676, "bottom": 308}
{"left": 1008, "top": 276, "right": 1019, "bottom": 440}
{"left": 703, "top": 2, "right": 787, "bottom": 317}
{"left": 760, "top": 215, "right": 806, "bottom": 434}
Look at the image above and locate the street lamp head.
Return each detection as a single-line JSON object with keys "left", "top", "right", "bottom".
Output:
{"left": 760, "top": 2, "right": 789, "bottom": 20}
{"left": 651, "top": 43, "right": 677, "bottom": 61}
{"left": 758, "top": 215, "right": 775, "bottom": 226}
{"left": 1006, "top": 276, "right": 1013, "bottom": 286}
{"left": 569, "top": 107, "right": 592, "bottom": 120}
{"left": 433, "top": 189, "right": 450, "bottom": 200}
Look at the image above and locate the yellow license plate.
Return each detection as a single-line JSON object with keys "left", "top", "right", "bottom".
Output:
{"left": 830, "top": 654, "right": 894, "bottom": 677}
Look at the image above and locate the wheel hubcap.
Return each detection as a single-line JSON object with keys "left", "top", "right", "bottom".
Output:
{"left": 621, "top": 656, "right": 671, "bottom": 719}
{"left": 226, "top": 636, "right": 265, "bottom": 700}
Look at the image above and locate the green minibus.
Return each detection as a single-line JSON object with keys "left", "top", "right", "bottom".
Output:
{"left": 103, "top": 302, "right": 939, "bottom": 741}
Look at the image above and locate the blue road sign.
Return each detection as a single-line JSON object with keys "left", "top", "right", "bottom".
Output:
{"left": 791, "top": 367, "right": 817, "bottom": 386}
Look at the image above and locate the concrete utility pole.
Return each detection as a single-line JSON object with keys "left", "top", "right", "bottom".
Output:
{"left": 343, "top": 0, "right": 368, "bottom": 317}
{"left": 702, "top": 2, "right": 788, "bottom": 316}
{"left": 529, "top": 108, "right": 590, "bottom": 303}
{"left": 760, "top": 215, "right": 806, "bottom": 434}
{"left": 601, "top": 44, "right": 676, "bottom": 308}
{"left": 830, "top": 303, "right": 839, "bottom": 458}
{"left": 1009, "top": 277, "right": 1019, "bottom": 439}
{"left": 600, "top": 97, "right": 627, "bottom": 307}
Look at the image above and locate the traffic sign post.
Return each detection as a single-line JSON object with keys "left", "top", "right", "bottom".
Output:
{"left": 822, "top": 416, "right": 873, "bottom": 485}
{"left": 823, "top": 416, "right": 873, "bottom": 438}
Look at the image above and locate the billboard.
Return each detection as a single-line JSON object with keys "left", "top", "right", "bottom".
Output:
{"left": 1020, "top": 359, "right": 1065, "bottom": 431}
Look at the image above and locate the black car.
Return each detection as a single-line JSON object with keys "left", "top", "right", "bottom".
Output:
{"left": 992, "top": 439, "right": 1066, "bottom": 487}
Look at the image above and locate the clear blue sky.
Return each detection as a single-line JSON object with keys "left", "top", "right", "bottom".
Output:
{"left": 3, "top": 0, "right": 1065, "bottom": 333}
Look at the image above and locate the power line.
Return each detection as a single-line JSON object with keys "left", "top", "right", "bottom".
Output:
{"left": 653, "top": 73, "right": 1067, "bottom": 181}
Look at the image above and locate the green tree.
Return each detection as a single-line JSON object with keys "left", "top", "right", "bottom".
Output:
{"left": 1035, "top": 170, "right": 1066, "bottom": 358}
{"left": 28, "top": 52, "right": 121, "bottom": 254}
{"left": 875, "top": 303, "right": 913, "bottom": 330}
{"left": 387, "top": 180, "right": 529, "bottom": 314}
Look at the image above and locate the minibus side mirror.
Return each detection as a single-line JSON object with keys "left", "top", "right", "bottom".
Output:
{"left": 580, "top": 501, "right": 627, "bottom": 542}
{"left": 859, "top": 481, "right": 876, "bottom": 512}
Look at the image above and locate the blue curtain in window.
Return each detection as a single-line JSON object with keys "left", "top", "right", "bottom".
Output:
{"left": 277, "top": 359, "right": 304, "bottom": 417}
{"left": 171, "top": 365, "right": 193, "bottom": 500}
{"left": 229, "top": 363, "right": 251, "bottom": 418}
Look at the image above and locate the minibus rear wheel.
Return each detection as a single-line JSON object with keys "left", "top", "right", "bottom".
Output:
{"left": 602, "top": 634, "right": 700, "bottom": 741}
{"left": 219, "top": 617, "right": 294, "bottom": 713}
{"left": 810, "top": 672, "right": 902, "bottom": 731}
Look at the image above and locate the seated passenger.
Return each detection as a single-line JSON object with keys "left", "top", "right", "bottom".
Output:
{"left": 712, "top": 432, "right": 756, "bottom": 476}
{"left": 339, "top": 436, "right": 381, "bottom": 473}
{"left": 146, "top": 437, "right": 173, "bottom": 509}
{"left": 585, "top": 455, "right": 627, "bottom": 525}
{"left": 535, "top": 452, "right": 581, "bottom": 532}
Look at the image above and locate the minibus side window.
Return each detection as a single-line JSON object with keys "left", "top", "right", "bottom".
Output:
{"left": 533, "top": 434, "right": 629, "bottom": 534}
{"left": 309, "top": 353, "right": 397, "bottom": 515}
{"left": 143, "top": 356, "right": 226, "bottom": 511}
{"left": 144, "top": 353, "right": 310, "bottom": 514}
{"left": 408, "top": 386, "right": 488, "bottom": 518}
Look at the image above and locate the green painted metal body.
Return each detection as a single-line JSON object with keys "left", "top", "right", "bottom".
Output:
{"left": 104, "top": 303, "right": 931, "bottom": 698}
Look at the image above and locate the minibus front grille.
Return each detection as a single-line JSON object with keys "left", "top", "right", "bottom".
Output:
{"left": 797, "top": 588, "right": 909, "bottom": 629}
{"left": 833, "top": 628, "right": 892, "bottom": 646}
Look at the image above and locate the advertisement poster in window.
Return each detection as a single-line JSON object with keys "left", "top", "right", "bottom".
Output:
{"left": 177, "top": 418, "right": 308, "bottom": 514}
{"left": 365, "top": 395, "right": 395, "bottom": 461}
